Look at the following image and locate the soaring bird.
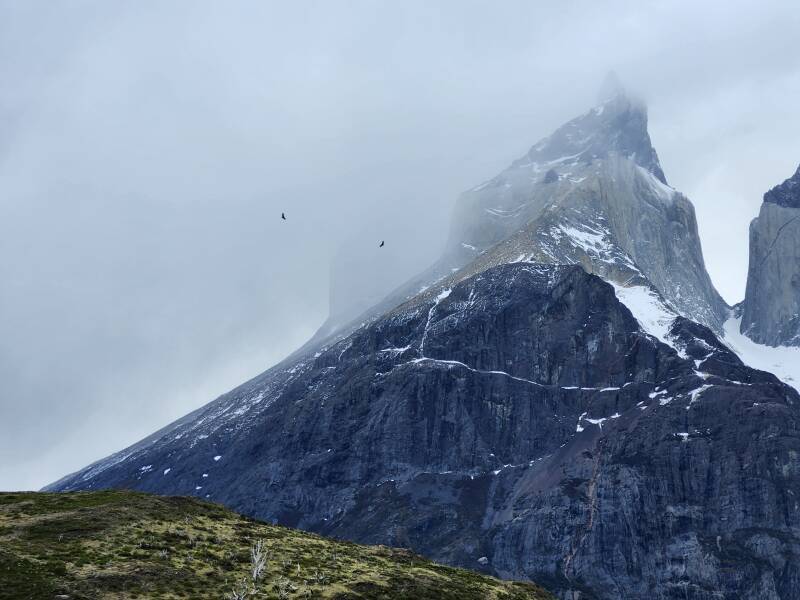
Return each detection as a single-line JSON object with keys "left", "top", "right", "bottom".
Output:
{"left": 281, "top": 212, "right": 286, "bottom": 220}
{"left": 379, "top": 240, "right": 385, "bottom": 247}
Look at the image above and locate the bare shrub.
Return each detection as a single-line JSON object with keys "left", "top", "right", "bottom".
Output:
{"left": 250, "top": 539, "right": 268, "bottom": 583}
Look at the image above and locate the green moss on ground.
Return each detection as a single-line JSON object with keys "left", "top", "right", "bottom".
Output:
{"left": 0, "top": 490, "right": 552, "bottom": 600}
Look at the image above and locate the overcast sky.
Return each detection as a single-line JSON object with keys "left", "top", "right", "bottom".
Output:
{"left": 1, "top": 0, "right": 799, "bottom": 491}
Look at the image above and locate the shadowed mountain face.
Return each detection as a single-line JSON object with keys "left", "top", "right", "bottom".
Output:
{"left": 47, "top": 88, "right": 800, "bottom": 599}
{"left": 48, "top": 263, "right": 800, "bottom": 599}
{"left": 742, "top": 165, "right": 800, "bottom": 346}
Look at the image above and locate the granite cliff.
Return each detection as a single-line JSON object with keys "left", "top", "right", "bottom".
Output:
{"left": 741, "top": 164, "right": 800, "bottom": 347}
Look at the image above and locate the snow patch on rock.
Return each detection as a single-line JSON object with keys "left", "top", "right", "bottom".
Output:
{"left": 611, "top": 283, "right": 678, "bottom": 348}
{"left": 723, "top": 316, "right": 800, "bottom": 392}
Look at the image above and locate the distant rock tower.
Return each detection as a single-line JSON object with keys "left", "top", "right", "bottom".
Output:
{"left": 741, "top": 164, "right": 800, "bottom": 346}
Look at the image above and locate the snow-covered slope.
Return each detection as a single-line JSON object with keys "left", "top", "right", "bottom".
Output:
{"left": 724, "top": 314, "right": 800, "bottom": 392}
{"left": 610, "top": 282, "right": 678, "bottom": 346}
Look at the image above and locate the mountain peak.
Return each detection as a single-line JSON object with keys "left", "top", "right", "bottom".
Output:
{"left": 763, "top": 163, "right": 800, "bottom": 209}
{"left": 520, "top": 78, "right": 666, "bottom": 184}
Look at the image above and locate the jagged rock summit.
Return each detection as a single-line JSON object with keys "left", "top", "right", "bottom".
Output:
{"left": 741, "top": 164, "right": 800, "bottom": 346}
{"left": 514, "top": 80, "right": 666, "bottom": 184}
{"left": 764, "top": 163, "right": 800, "bottom": 208}
{"left": 47, "top": 81, "right": 800, "bottom": 600}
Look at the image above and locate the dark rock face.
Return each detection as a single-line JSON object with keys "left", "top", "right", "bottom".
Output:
{"left": 48, "top": 264, "right": 800, "bottom": 599}
{"left": 543, "top": 169, "right": 559, "bottom": 184}
{"left": 741, "top": 164, "right": 800, "bottom": 346}
{"left": 764, "top": 164, "right": 800, "bottom": 209}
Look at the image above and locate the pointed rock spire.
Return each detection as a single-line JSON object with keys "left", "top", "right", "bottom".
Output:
{"left": 518, "top": 73, "right": 666, "bottom": 184}
{"left": 443, "top": 74, "right": 726, "bottom": 332}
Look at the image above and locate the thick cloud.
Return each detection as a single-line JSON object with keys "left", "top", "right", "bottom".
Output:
{"left": 1, "top": 0, "right": 798, "bottom": 490}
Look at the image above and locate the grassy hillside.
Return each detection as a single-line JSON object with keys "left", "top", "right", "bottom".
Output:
{"left": 0, "top": 491, "right": 552, "bottom": 600}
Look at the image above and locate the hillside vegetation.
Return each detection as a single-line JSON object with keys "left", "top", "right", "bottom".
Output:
{"left": 0, "top": 490, "right": 552, "bottom": 600}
